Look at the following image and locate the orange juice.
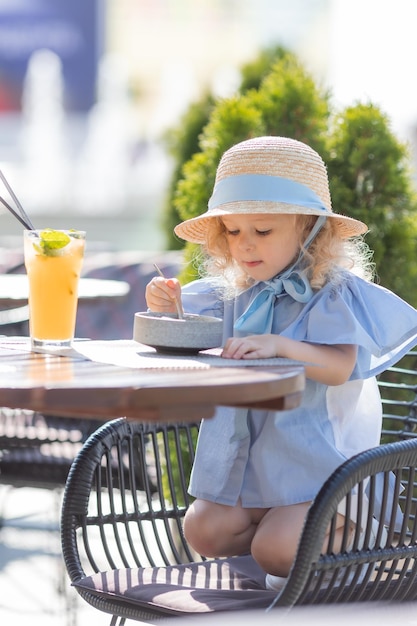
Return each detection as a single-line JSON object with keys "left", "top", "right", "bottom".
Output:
{"left": 23, "top": 229, "right": 85, "bottom": 348}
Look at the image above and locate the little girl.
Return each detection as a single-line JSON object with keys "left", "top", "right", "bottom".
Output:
{"left": 145, "top": 136, "right": 417, "bottom": 590}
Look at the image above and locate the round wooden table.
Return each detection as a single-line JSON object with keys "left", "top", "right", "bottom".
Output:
{"left": 0, "top": 337, "right": 305, "bottom": 422}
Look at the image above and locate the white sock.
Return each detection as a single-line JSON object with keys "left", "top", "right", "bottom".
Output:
{"left": 265, "top": 573, "right": 287, "bottom": 591}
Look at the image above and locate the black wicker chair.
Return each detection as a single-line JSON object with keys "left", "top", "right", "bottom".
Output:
{"left": 0, "top": 409, "right": 105, "bottom": 491}
{"left": 60, "top": 353, "right": 417, "bottom": 624}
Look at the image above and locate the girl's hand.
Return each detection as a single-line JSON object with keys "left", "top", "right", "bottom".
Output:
{"left": 222, "top": 335, "right": 277, "bottom": 360}
{"left": 145, "top": 277, "right": 182, "bottom": 314}
{"left": 222, "top": 334, "right": 357, "bottom": 386}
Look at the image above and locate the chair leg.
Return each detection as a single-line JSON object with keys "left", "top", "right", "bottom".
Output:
{"left": 110, "top": 616, "right": 126, "bottom": 626}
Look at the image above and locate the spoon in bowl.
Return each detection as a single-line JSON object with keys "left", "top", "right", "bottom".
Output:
{"left": 153, "top": 263, "right": 184, "bottom": 320}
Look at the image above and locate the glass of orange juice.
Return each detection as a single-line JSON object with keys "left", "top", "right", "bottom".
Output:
{"left": 23, "top": 228, "right": 86, "bottom": 349}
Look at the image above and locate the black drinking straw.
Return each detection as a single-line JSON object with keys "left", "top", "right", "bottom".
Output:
{"left": 0, "top": 169, "right": 35, "bottom": 230}
{"left": 0, "top": 194, "right": 32, "bottom": 230}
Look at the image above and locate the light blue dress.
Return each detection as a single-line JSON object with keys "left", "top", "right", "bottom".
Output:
{"left": 181, "top": 272, "right": 417, "bottom": 514}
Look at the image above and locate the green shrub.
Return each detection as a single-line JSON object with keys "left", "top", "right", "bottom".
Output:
{"left": 327, "top": 104, "right": 417, "bottom": 302}
{"left": 162, "top": 92, "right": 216, "bottom": 249}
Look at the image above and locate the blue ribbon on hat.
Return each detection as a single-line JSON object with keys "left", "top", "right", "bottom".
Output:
{"left": 209, "top": 174, "right": 330, "bottom": 213}
{"left": 234, "top": 216, "right": 326, "bottom": 335}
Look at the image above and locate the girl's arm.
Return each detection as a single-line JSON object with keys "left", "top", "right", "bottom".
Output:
{"left": 222, "top": 334, "right": 357, "bottom": 386}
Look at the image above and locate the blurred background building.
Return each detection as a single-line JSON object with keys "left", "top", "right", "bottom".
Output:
{"left": 0, "top": 0, "right": 416, "bottom": 251}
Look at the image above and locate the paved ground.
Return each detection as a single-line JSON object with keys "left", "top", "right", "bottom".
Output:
{"left": 1, "top": 485, "right": 416, "bottom": 626}
{"left": 0, "top": 485, "right": 105, "bottom": 626}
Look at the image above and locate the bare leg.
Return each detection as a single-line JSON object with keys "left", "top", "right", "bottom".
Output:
{"left": 252, "top": 502, "right": 348, "bottom": 577}
{"left": 251, "top": 502, "right": 310, "bottom": 576}
{"left": 184, "top": 499, "right": 349, "bottom": 575}
{"left": 183, "top": 498, "right": 266, "bottom": 558}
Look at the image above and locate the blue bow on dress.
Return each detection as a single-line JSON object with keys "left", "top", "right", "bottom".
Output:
{"left": 234, "top": 266, "right": 313, "bottom": 334}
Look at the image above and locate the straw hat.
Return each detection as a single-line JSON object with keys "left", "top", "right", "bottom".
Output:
{"left": 174, "top": 136, "right": 367, "bottom": 243}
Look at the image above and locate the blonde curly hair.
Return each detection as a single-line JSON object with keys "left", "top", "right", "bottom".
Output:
{"left": 199, "top": 215, "right": 374, "bottom": 297}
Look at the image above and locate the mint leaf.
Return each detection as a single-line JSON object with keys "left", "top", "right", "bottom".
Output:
{"left": 35, "top": 229, "right": 71, "bottom": 256}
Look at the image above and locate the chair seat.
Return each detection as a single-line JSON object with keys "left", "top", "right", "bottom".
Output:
{"left": 73, "top": 555, "right": 274, "bottom": 617}
{"left": 73, "top": 543, "right": 417, "bottom": 620}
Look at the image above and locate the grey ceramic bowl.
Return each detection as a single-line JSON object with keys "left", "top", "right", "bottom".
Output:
{"left": 133, "top": 311, "right": 224, "bottom": 354}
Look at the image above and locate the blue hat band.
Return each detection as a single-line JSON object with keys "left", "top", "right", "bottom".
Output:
{"left": 208, "top": 174, "right": 330, "bottom": 213}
